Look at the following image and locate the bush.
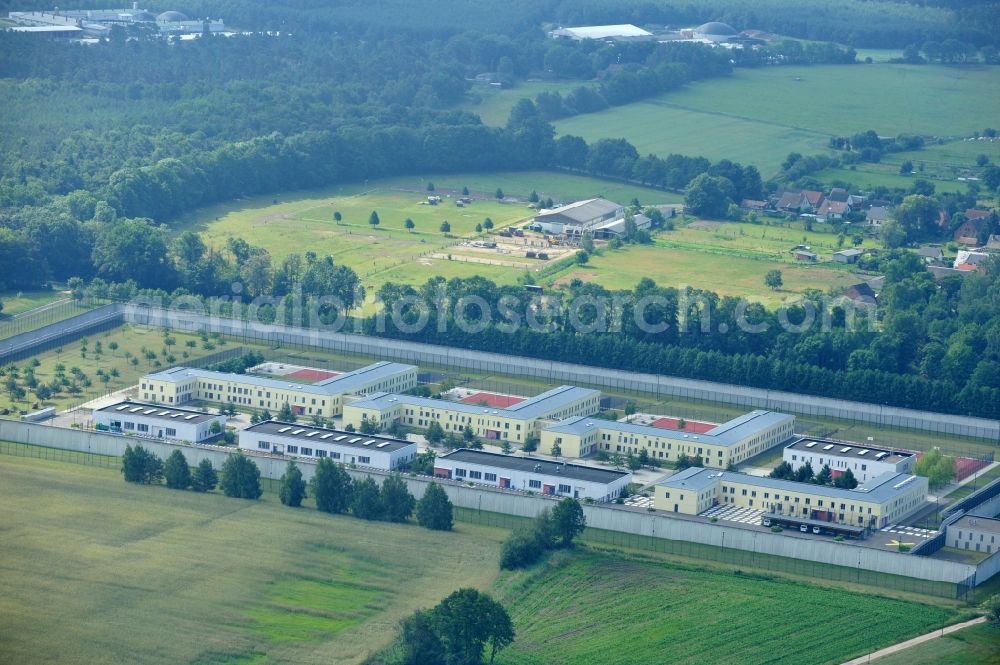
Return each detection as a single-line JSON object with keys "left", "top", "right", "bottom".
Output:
{"left": 500, "top": 528, "right": 544, "bottom": 570}
{"left": 770, "top": 525, "right": 783, "bottom": 533}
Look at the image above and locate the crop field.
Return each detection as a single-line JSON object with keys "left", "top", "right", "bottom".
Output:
{"left": 554, "top": 64, "right": 1000, "bottom": 177}
{"left": 494, "top": 551, "right": 963, "bottom": 665}
{"left": 875, "top": 623, "right": 1000, "bottom": 665}
{"left": 0, "top": 454, "right": 504, "bottom": 665}
{"left": 173, "top": 172, "right": 679, "bottom": 296}
{"left": 0, "top": 326, "right": 256, "bottom": 414}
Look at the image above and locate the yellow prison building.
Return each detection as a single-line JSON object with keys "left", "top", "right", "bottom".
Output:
{"left": 539, "top": 410, "right": 795, "bottom": 468}
{"left": 140, "top": 362, "right": 417, "bottom": 418}
{"left": 656, "top": 467, "right": 928, "bottom": 530}
{"left": 343, "top": 385, "right": 601, "bottom": 444}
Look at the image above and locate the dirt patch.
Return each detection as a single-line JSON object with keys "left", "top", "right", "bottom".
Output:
{"left": 553, "top": 271, "right": 596, "bottom": 286}
{"left": 687, "top": 220, "right": 724, "bottom": 230}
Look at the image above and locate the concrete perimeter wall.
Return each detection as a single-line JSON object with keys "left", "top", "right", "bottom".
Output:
{"left": 121, "top": 304, "right": 1000, "bottom": 441}
{"left": 2, "top": 418, "right": 989, "bottom": 587}
{"left": 0, "top": 303, "right": 124, "bottom": 362}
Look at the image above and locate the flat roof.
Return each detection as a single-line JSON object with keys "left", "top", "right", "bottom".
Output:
{"left": 949, "top": 515, "right": 1000, "bottom": 535}
{"left": 552, "top": 24, "right": 653, "bottom": 39}
{"left": 546, "top": 410, "right": 794, "bottom": 448}
{"left": 243, "top": 420, "right": 415, "bottom": 452}
{"left": 439, "top": 449, "right": 629, "bottom": 484}
{"left": 95, "top": 400, "right": 221, "bottom": 425}
{"left": 9, "top": 25, "right": 83, "bottom": 32}
{"left": 144, "top": 362, "right": 415, "bottom": 396}
{"left": 350, "top": 385, "right": 599, "bottom": 421}
{"left": 659, "top": 467, "right": 925, "bottom": 504}
{"left": 785, "top": 438, "right": 914, "bottom": 465}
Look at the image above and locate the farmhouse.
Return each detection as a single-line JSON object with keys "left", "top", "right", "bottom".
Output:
{"left": 843, "top": 282, "right": 878, "bottom": 305}
{"left": 866, "top": 206, "right": 889, "bottom": 226}
{"left": 739, "top": 199, "right": 767, "bottom": 213}
{"left": 239, "top": 420, "right": 417, "bottom": 470}
{"left": 946, "top": 515, "right": 1000, "bottom": 555}
{"left": 954, "top": 218, "right": 986, "bottom": 246}
{"left": 783, "top": 438, "right": 916, "bottom": 483}
{"left": 433, "top": 448, "right": 631, "bottom": 502}
{"left": 817, "top": 199, "right": 850, "bottom": 222}
{"left": 955, "top": 250, "right": 990, "bottom": 272}
{"left": 93, "top": 400, "right": 225, "bottom": 443}
{"left": 548, "top": 24, "right": 654, "bottom": 42}
{"left": 539, "top": 410, "right": 795, "bottom": 467}
{"left": 832, "top": 248, "right": 862, "bottom": 264}
{"left": 140, "top": 361, "right": 417, "bottom": 417}
{"left": 532, "top": 198, "right": 626, "bottom": 236}
{"left": 655, "top": 467, "right": 928, "bottom": 529}
{"left": 344, "top": 385, "right": 601, "bottom": 444}
{"left": 917, "top": 246, "right": 944, "bottom": 263}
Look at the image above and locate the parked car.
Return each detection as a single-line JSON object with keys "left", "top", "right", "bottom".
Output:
{"left": 812, "top": 526, "right": 821, "bottom": 534}
{"left": 762, "top": 518, "right": 772, "bottom": 527}
{"left": 799, "top": 524, "right": 808, "bottom": 532}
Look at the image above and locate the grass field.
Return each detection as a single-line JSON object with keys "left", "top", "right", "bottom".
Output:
{"left": 875, "top": 623, "right": 1000, "bottom": 665}
{"left": 0, "top": 454, "right": 504, "bottom": 665}
{"left": 461, "top": 81, "right": 583, "bottom": 126}
{"left": 554, "top": 64, "right": 1000, "bottom": 177}
{"left": 173, "top": 171, "right": 680, "bottom": 296}
{"left": 0, "top": 453, "right": 979, "bottom": 665}
{"left": 494, "top": 551, "right": 965, "bottom": 665}
{"left": 0, "top": 287, "right": 67, "bottom": 317}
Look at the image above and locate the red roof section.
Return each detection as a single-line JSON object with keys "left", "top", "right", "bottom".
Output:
{"left": 460, "top": 391, "right": 526, "bottom": 408}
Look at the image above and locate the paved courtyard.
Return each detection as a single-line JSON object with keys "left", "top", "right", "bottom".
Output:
{"left": 700, "top": 503, "right": 764, "bottom": 525}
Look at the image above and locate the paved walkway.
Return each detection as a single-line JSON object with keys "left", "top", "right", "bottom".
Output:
{"left": 840, "top": 616, "right": 986, "bottom": 664}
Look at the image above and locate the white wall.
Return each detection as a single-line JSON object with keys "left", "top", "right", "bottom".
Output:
{"left": 237, "top": 429, "right": 416, "bottom": 471}
{"left": 783, "top": 447, "right": 913, "bottom": 483}
{"left": 434, "top": 456, "right": 629, "bottom": 502}
{"left": 93, "top": 409, "right": 224, "bottom": 443}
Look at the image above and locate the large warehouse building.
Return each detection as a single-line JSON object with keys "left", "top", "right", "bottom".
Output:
{"left": 783, "top": 438, "right": 916, "bottom": 483}
{"left": 239, "top": 421, "right": 417, "bottom": 470}
{"left": 548, "top": 24, "right": 655, "bottom": 42}
{"left": 434, "top": 449, "right": 631, "bottom": 502}
{"left": 533, "top": 198, "right": 632, "bottom": 236}
{"left": 540, "top": 410, "right": 795, "bottom": 467}
{"left": 141, "top": 361, "right": 417, "bottom": 417}
{"left": 656, "top": 467, "right": 928, "bottom": 529}
{"left": 93, "top": 400, "right": 226, "bottom": 443}
{"left": 344, "top": 385, "right": 601, "bottom": 445}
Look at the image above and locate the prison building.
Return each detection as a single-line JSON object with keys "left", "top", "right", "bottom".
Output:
{"left": 239, "top": 420, "right": 417, "bottom": 471}
{"left": 93, "top": 400, "right": 225, "bottom": 443}
{"left": 783, "top": 438, "right": 916, "bottom": 483}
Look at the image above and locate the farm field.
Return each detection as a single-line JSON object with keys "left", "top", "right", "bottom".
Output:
{"left": 494, "top": 551, "right": 964, "bottom": 665}
{"left": 554, "top": 64, "right": 1000, "bottom": 177}
{"left": 874, "top": 622, "right": 1000, "bottom": 665}
{"left": 172, "top": 171, "right": 680, "bottom": 296}
{"left": 550, "top": 241, "right": 860, "bottom": 307}
{"left": 461, "top": 80, "right": 583, "bottom": 126}
{"left": 0, "top": 454, "right": 504, "bottom": 665}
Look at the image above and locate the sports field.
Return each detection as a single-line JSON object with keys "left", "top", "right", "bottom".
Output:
{"left": 554, "top": 64, "right": 1000, "bottom": 177}
{"left": 0, "top": 454, "right": 504, "bottom": 665}
{"left": 173, "top": 172, "right": 680, "bottom": 296}
{"left": 494, "top": 551, "right": 964, "bottom": 665}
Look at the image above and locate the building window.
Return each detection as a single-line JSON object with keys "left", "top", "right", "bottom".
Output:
{"left": 287, "top": 445, "right": 298, "bottom": 454}
{"left": 165, "top": 428, "right": 176, "bottom": 437}
{"left": 485, "top": 473, "right": 497, "bottom": 482}
{"left": 469, "top": 471, "right": 482, "bottom": 480}
{"left": 137, "top": 424, "right": 149, "bottom": 433}
{"left": 455, "top": 468, "right": 467, "bottom": 478}
{"left": 359, "top": 456, "right": 370, "bottom": 464}
{"left": 528, "top": 480, "right": 541, "bottom": 489}
{"left": 258, "top": 441, "right": 270, "bottom": 450}
{"left": 558, "top": 484, "right": 571, "bottom": 493}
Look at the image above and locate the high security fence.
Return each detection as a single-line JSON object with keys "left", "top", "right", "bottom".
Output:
{"left": 2, "top": 419, "right": 995, "bottom": 600}
{"left": 122, "top": 303, "right": 1000, "bottom": 441}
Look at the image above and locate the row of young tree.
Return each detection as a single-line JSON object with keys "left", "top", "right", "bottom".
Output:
{"left": 769, "top": 461, "right": 859, "bottom": 489}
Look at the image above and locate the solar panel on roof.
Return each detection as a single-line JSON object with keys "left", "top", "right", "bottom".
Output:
{"left": 278, "top": 426, "right": 291, "bottom": 433}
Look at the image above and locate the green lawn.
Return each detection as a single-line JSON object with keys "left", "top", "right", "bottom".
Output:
{"left": 875, "top": 623, "right": 1000, "bottom": 665}
{"left": 549, "top": 240, "right": 861, "bottom": 307}
{"left": 0, "top": 287, "right": 68, "bottom": 317}
{"left": 494, "top": 551, "right": 963, "bottom": 665}
{"left": 461, "top": 81, "right": 583, "bottom": 126}
{"left": 554, "top": 64, "right": 1000, "bottom": 177}
{"left": 172, "top": 171, "right": 680, "bottom": 295}
{"left": 0, "top": 454, "right": 504, "bottom": 665}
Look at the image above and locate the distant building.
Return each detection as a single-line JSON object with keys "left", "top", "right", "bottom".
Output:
{"left": 955, "top": 250, "right": 990, "bottom": 272}
{"left": 690, "top": 21, "right": 740, "bottom": 42}
{"left": 433, "top": 448, "right": 631, "bottom": 502}
{"left": 740, "top": 199, "right": 767, "bottom": 212}
{"left": 7, "top": 5, "right": 225, "bottom": 38}
{"left": 549, "top": 24, "right": 654, "bottom": 41}
{"left": 532, "top": 198, "right": 627, "bottom": 236}
{"left": 955, "top": 217, "right": 987, "bottom": 246}
{"left": 783, "top": 438, "right": 916, "bottom": 483}
{"left": 93, "top": 400, "right": 225, "bottom": 443}
{"left": 946, "top": 515, "right": 1000, "bottom": 555}
{"left": 866, "top": 206, "right": 890, "bottom": 226}
{"left": 793, "top": 249, "right": 817, "bottom": 261}
{"left": 843, "top": 282, "right": 878, "bottom": 305}
{"left": 917, "top": 246, "right": 944, "bottom": 263}
{"left": 239, "top": 420, "right": 417, "bottom": 470}
{"left": 832, "top": 248, "right": 862, "bottom": 264}
{"left": 817, "top": 199, "right": 850, "bottom": 221}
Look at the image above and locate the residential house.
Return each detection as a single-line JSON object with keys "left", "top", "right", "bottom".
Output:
{"left": 955, "top": 251, "right": 990, "bottom": 272}
{"left": 826, "top": 188, "right": 849, "bottom": 202}
{"left": 843, "top": 282, "right": 878, "bottom": 305}
{"left": 866, "top": 206, "right": 889, "bottom": 227}
{"left": 986, "top": 235, "right": 1000, "bottom": 252}
{"left": 818, "top": 199, "right": 850, "bottom": 222}
{"left": 917, "top": 246, "right": 944, "bottom": 264}
{"left": 740, "top": 199, "right": 767, "bottom": 213}
{"left": 954, "top": 218, "right": 985, "bottom": 246}
{"left": 776, "top": 190, "right": 804, "bottom": 213}
{"left": 801, "top": 190, "right": 824, "bottom": 212}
